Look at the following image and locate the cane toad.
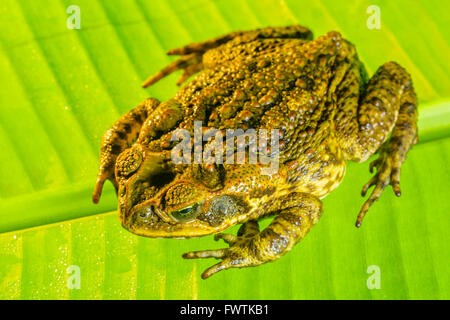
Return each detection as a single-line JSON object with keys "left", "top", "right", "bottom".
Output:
{"left": 92, "top": 26, "right": 418, "bottom": 279}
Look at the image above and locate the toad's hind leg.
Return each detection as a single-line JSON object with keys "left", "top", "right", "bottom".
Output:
{"left": 92, "top": 98, "right": 160, "bottom": 203}
{"left": 336, "top": 61, "right": 418, "bottom": 226}
{"left": 142, "top": 25, "right": 313, "bottom": 88}
{"left": 357, "top": 86, "right": 418, "bottom": 227}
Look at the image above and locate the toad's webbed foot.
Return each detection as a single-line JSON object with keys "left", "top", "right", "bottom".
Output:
{"left": 183, "top": 193, "right": 322, "bottom": 279}
{"left": 183, "top": 221, "right": 261, "bottom": 279}
{"left": 142, "top": 52, "right": 203, "bottom": 88}
{"left": 356, "top": 84, "right": 418, "bottom": 227}
{"left": 357, "top": 146, "right": 401, "bottom": 228}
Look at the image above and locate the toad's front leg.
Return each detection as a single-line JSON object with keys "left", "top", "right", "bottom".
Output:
{"left": 183, "top": 193, "right": 323, "bottom": 279}
{"left": 93, "top": 98, "right": 182, "bottom": 203}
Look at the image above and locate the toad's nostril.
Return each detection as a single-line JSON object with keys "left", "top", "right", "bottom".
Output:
{"left": 137, "top": 205, "right": 154, "bottom": 218}
{"left": 133, "top": 205, "right": 162, "bottom": 225}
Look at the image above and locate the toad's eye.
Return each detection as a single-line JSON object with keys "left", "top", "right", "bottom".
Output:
{"left": 170, "top": 204, "right": 199, "bottom": 221}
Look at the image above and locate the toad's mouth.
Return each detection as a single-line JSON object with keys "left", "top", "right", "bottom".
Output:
{"left": 130, "top": 199, "right": 172, "bottom": 224}
{"left": 121, "top": 199, "right": 220, "bottom": 238}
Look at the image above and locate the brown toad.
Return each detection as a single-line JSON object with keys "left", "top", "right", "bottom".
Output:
{"left": 92, "top": 26, "right": 418, "bottom": 279}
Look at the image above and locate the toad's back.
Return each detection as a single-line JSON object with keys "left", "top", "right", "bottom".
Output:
{"left": 173, "top": 31, "right": 358, "bottom": 164}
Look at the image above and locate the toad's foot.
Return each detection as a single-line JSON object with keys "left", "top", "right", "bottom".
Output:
{"left": 183, "top": 221, "right": 265, "bottom": 279}
{"left": 142, "top": 53, "right": 203, "bottom": 88}
{"left": 357, "top": 100, "right": 418, "bottom": 227}
{"left": 183, "top": 193, "right": 323, "bottom": 279}
{"left": 142, "top": 25, "right": 312, "bottom": 88}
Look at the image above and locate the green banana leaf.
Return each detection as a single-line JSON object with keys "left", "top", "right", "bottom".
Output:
{"left": 0, "top": 0, "right": 449, "bottom": 299}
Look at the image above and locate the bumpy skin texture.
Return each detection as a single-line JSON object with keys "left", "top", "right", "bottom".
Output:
{"left": 93, "top": 26, "right": 418, "bottom": 279}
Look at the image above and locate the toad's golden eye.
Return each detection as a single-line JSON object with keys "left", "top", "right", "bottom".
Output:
{"left": 170, "top": 204, "right": 199, "bottom": 221}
